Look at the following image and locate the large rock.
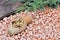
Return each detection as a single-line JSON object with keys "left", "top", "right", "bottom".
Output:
{"left": 0, "top": 0, "right": 20, "bottom": 19}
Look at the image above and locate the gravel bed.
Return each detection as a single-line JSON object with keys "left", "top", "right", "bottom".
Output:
{"left": 0, "top": 9, "right": 60, "bottom": 40}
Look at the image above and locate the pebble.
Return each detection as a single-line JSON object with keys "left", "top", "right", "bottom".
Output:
{"left": 27, "top": 38, "right": 31, "bottom": 40}
{"left": 36, "top": 15, "right": 39, "bottom": 18}
{"left": 29, "top": 31, "right": 33, "bottom": 36}
{"left": 20, "top": 38, "right": 26, "bottom": 40}
{"left": 35, "top": 21, "right": 39, "bottom": 24}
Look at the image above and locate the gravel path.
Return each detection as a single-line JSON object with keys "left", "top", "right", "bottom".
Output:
{"left": 0, "top": 9, "right": 60, "bottom": 40}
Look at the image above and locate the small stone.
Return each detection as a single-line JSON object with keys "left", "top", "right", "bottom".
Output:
{"left": 27, "top": 38, "right": 31, "bottom": 40}
{"left": 20, "top": 38, "right": 26, "bottom": 40}
{"left": 36, "top": 15, "right": 39, "bottom": 18}
{"left": 35, "top": 21, "right": 38, "bottom": 24}
{"left": 29, "top": 31, "right": 33, "bottom": 36}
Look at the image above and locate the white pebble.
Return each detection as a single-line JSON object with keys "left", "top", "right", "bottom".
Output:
{"left": 3, "top": 17, "right": 7, "bottom": 21}
{"left": 20, "top": 38, "right": 26, "bottom": 40}
{"left": 36, "top": 15, "right": 39, "bottom": 18}
{"left": 14, "top": 36, "right": 18, "bottom": 39}
{"left": 27, "top": 26, "right": 33, "bottom": 31}
{"left": 29, "top": 24, "right": 32, "bottom": 27}
{"left": 37, "top": 26, "right": 41, "bottom": 30}
{"left": 32, "top": 12, "right": 35, "bottom": 14}
{"left": 35, "top": 21, "right": 38, "bottom": 24}
{"left": 18, "top": 34, "right": 21, "bottom": 36}
{"left": 33, "top": 34, "right": 39, "bottom": 38}
{"left": 29, "top": 31, "right": 33, "bottom": 36}
{"left": 27, "top": 38, "right": 31, "bottom": 40}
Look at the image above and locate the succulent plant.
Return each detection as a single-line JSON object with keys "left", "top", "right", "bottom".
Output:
{"left": 8, "top": 18, "right": 27, "bottom": 35}
{"left": 12, "top": 18, "right": 24, "bottom": 28}
{"left": 8, "top": 13, "right": 33, "bottom": 35}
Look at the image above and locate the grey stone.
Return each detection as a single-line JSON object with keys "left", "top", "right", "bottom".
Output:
{"left": 0, "top": 0, "right": 19, "bottom": 20}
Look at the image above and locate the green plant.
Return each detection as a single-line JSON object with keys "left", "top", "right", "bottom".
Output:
{"left": 11, "top": 0, "right": 60, "bottom": 13}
